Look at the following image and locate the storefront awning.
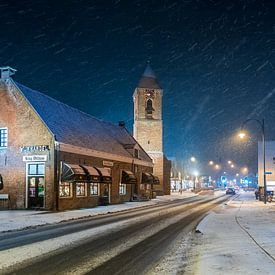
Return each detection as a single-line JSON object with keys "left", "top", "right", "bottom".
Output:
{"left": 153, "top": 175, "right": 160, "bottom": 185}
{"left": 96, "top": 167, "right": 112, "bottom": 184}
{"left": 61, "top": 163, "right": 88, "bottom": 182}
{"left": 141, "top": 172, "right": 154, "bottom": 184}
{"left": 81, "top": 165, "right": 101, "bottom": 183}
{"left": 121, "top": 170, "right": 137, "bottom": 184}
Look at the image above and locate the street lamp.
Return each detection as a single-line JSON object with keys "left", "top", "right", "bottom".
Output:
{"left": 238, "top": 118, "right": 266, "bottom": 204}
{"left": 190, "top": 156, "right": 196, "bottom": 162}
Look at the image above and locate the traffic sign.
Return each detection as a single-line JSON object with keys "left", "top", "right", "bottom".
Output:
{"left": 265, "top": 172, "right": 272, "bottom": 175}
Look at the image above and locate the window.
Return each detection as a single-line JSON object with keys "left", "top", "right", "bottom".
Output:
{"left": 140, "top": 184, "right": 145, "bottom": 190}
{"left": 119, "top": 183, "right": 126, "bottom": 195}
{"left": 28, "top": 163, "right": 45, "bottom": 175}
{"left": 0, "top": 128, "right": 8, "bottom": 148}
{"left": 90, "top": 182, "right": 99, "bottom": 196}
{"left": 76, "top": 182, "right": 86, "bottom": 197}
{"left": 59, "top": 182, "right": 72, "bottom": 197}
{"left": 145, "top": 99, "right": 154, "bottom": 115}
{"left": 134, "top": 148, "right": 139, "bottom": 158}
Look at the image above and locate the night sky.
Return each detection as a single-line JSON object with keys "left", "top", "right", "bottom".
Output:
{"left": 1, "top": 0, "right": 275, "bottom": 175}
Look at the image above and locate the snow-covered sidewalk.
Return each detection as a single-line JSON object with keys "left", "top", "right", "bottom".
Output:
{"left": 193, "top": 191, "right": 275, "bottom": 274}
{"left": 0, "top": 191, "right": 197, "bottom": 233}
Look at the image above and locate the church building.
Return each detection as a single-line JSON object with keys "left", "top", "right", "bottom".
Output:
{"left": 133, "top": 64, "right": 171, "bottom": 195}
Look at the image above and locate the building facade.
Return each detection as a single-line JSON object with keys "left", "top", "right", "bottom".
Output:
{"left": 258, "top": 141, "right": 275, "bottom": 192}
{"left": 133, "top": 64, "right": 171, "bottom": 195}
{"left": 0, "top": 67, "right": 158, "bottom": 210}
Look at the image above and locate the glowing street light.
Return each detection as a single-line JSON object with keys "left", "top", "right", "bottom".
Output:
{"left": 215, "top": 164, "right": 220, "bottom": 169}
{"left": 238, "top": 132, "right": 246, "bottom": 139}
{"left": 209, "top": 160, "right": 214, "bottom": 165}
{"left": 227, "top": 160, "right": 232, "bottom": 164}
{"left": 190, "top": 156, "right": 196, "bottom": 162}
{"left": 236, "top": 173, "right": 239, "bottom": 177}
{"left": 238, "top": 118, "right": 266, "bottom": 204}
{"left": 230, "top": 164, "right": 235, "bottom": 168}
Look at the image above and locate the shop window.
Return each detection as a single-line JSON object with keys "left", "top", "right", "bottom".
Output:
{"left": 119, "top": 183, "right": 126, "bottom": 195}
{"left": 76, "top": 182, "right": 86, "bottom": 197}
{"left": 90, "top": 182, "right": 99, "bottom": 196}
{"left": 28, "top": 163, "right": 44, "bottom": 175}
{"left": 146, "top": 184, "right": 151, "bottom": 190}
{"left": 0, "top": 128, "right": 8, "bottom": 148}
{"left": 140, "top": 184, "right": 145, "bottom": 190}
{"left": 59, "top": 182, "right": 72, "bottom": 197}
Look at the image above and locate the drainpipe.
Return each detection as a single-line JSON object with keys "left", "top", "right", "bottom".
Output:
{"left": 54, "top": 137, "right": 60, "bottom": 211}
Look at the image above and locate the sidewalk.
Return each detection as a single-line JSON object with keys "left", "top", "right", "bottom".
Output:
{"left": 0, "top": 191, "right": 197, "bottom": 233}
{"left": 194, "top": 191, "right": 275, "bottom": 274}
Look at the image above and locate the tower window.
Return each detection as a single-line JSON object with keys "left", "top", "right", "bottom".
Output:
{"left": 145, "top": 99, "right": 154, "bottom": 115}
{"left": 0, "top": 128, "right": 8, "bottom": 148}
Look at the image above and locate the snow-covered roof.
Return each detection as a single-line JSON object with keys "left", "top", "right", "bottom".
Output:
{"left": 137, "top": 64, "right": 162, "bottom": 89}
{"left": 15, "top": 82, "right": 152, "bottom": 163}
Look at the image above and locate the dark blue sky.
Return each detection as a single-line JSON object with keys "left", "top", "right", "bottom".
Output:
{"left": 1, "top": 0, "right": 275, "bottom": 174}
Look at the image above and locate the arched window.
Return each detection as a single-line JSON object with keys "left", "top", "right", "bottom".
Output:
{"left": 145, "top": 99, "right": 154, "bottom": 115}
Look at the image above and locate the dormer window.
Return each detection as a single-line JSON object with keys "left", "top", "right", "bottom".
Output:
{"left": 134, "top": 148, "right": 139, "bottom": 158}
{"left": 0, "top": 128, "right": 8, "bottom": 148}
{"left": 145, "top": 99, "right": 154, "bottom": 117}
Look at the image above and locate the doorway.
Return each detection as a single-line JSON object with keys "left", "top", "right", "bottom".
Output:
{"left": 27, "top": 163, "right": 45, "bottom": 208}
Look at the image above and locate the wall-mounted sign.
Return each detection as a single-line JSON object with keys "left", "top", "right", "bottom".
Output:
{"left": 23, "top": 155, "right": 47, "bottom": 162}
{"left": 20, "top": 145, "right": 50, "bottom": 153}
{"left": 103, "top": 160, "right": 114, "bottom": 167}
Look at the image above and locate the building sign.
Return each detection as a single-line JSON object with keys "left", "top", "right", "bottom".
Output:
{"left": 103, "top": 160, "right": 114, "bottom": 167}
{"left": 23, "top": 155, "right": 47, "bottom": 162}
{"left": 20, "top": 145, "right": 50, "bottom": 153}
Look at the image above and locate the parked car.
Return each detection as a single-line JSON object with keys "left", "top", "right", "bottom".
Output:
{"left": 226, "top": 188, "right": 236, "bottom": 195}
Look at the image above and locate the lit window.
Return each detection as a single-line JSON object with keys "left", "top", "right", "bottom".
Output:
{"left": 59, "top": 182, "right": 72, "bottom": 197}
{"left": 119, "top": 183, "right": 126, "bottom": 195}
{"left": 0, "top": 128, "right": 8, "bottom": 148}
{"left": 90, "top": 183, "right": 99, "bottom": 196}
{"left": 140, "top": 184, "right": 145, "bottom": 190}
{"left": 76, "top": 182, "right": 86, "bottom": 197}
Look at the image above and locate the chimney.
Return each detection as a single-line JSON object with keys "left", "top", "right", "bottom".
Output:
{"left": 118, "top": 121, "right": 125, "bottom": 127}
{"left": 0, "top": 66, "right": 17, "bottom": 80}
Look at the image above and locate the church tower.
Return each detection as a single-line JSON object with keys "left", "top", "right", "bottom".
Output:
{"left": 133, "top": 64, "right": 170, "bottom": 195}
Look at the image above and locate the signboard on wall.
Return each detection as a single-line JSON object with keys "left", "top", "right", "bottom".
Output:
{"left": 23, "top": 155, "right": 47, "bottom": 162}
{"left": 103, "top": 161, "right": 114, "bottom": 167}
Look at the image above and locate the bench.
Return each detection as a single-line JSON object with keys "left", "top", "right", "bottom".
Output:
{"left": 0, "top": 194, "right": 9, "bottom": 209}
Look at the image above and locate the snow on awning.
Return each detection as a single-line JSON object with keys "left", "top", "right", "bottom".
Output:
{"left": 141, "top": 172, "right": 154, "bottom": 184}
{"left": 61, "top": 163, "right": 88, "bottom": 182}
{"left": 121, "top": 170, "right": 137, "bottom": 184}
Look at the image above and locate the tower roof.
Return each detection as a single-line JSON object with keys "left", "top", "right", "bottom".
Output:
{"left": 137, "top": 64, "right": 162, "bottom": 89}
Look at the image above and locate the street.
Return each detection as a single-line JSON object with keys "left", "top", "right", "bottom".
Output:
{"left": 0, "top": 193, "right": 227, "bottom": 274}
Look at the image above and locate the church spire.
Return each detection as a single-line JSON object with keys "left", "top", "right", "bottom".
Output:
{"left": 137, "top": 63, "right": 162, "bottom": 89}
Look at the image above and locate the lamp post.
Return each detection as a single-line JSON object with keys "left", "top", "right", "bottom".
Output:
{"left": 238, "top": 118, "right": 266, "bottom": 204}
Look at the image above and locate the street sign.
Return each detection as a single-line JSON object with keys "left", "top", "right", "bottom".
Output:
{"left": 265, "top": 172, "right": 272, "bottom": 175}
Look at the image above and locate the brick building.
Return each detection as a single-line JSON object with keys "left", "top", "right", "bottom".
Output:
{"left": 0, "top": 67, "right": 158, "bottom": 210}
{"left": 133, "top": 64, "right": 171, "bottom": 195}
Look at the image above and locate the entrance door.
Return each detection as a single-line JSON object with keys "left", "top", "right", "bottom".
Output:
{"left": 27, "top": 163, "right": 45, "bottom": 208}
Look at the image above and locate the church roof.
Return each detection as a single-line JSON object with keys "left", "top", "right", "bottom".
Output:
{"left": 13, "top": 81, "right": 152, "bottom": 163}
{"left": 137, "top": 64, "right": 162, "bottom": 89}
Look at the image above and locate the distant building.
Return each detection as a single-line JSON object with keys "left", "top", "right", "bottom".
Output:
{"left": 258, "top": 141, "right": 275, "bottom": 191}
{"left": 0, "top": 67, "right": 157, "bottom": 210}
{"left": 133, "top": 64, "right": 171, "bottom": 195}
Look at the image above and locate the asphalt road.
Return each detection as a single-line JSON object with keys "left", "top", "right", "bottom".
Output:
{"left": 2, "top": 194, "right": 229, "bottom": 275}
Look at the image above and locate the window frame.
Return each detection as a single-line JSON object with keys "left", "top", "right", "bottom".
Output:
{"left": 90, "top": 182, "right": 99, "bottom": 196}
{"left": 76, "top": 182, "right": 87, "bottom": 197}
{"left": 119, "top": 183, "right": 126, "bottom": 195}
{"left": 59, "top": 182, "right": 72, "bottom": 198}
{"left": 0, "top": 127, "right": 8, "bottom": 149}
